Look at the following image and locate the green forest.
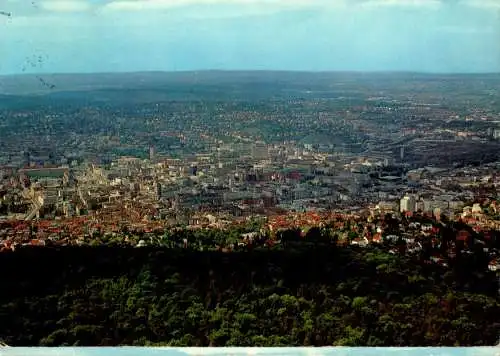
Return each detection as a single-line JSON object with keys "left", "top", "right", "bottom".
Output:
{"left": 0, "top": 237, "right": 499, "bottom": 347}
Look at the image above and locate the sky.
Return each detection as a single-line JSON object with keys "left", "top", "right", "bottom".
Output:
{"left": 2, "top": 348, "right": 495, "bottom": 356}
{"left": 0, "top": 0, "right": 500, "bottom": 74}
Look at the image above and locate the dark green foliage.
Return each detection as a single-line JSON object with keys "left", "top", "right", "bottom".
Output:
{"left": 0, "top": 242, "right": 498, "bottom": 346}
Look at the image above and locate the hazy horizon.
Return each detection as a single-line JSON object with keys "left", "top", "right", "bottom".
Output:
{"left": 2, "top": 69, "right": 500, "bottom": 78}
{"left": 1, "top": 0, "right": 500, "bottom": 75}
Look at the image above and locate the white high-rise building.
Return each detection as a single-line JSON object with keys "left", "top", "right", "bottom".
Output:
{"left": 400, "top": 195, "right": 416, "bottom": 213}
{"left": 149, "top": 145, "right": 156, "bottom": 161}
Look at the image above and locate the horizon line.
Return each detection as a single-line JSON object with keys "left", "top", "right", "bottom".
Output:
{"left": 2, "top": 69, "right": 500, "bottom": 77}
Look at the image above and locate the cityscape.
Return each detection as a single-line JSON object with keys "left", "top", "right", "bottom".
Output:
{"left": 1, "top": 72, "right": 500, "bottom": 266}
{"left": 3, "top": 0, "right": 500, "bottom": 348}
{"left": 0, "top": 71, "right": 499, "bottom": 347}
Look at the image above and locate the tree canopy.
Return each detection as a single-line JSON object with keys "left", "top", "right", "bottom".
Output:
{"left": 0, "top": 232, "right": 498, "bottom": 347}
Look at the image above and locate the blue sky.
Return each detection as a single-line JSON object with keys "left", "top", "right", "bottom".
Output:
{"left": 1, "top": 347, "right": 492, "bottom": 356}
{"left": 0, "top": 0, "right": 499, "bottom": 74}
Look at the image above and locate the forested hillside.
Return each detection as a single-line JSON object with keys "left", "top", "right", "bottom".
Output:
{"left": 0, "top": 241, "right": 498, "bottom": 347}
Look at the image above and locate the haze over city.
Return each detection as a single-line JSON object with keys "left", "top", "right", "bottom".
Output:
{"left": 1, "top": 0, "right": 500, "bottom": 74}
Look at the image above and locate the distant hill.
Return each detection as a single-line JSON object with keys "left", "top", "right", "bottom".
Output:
{"left": 0, "top": 71, "right": 323, "bottom": 95}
